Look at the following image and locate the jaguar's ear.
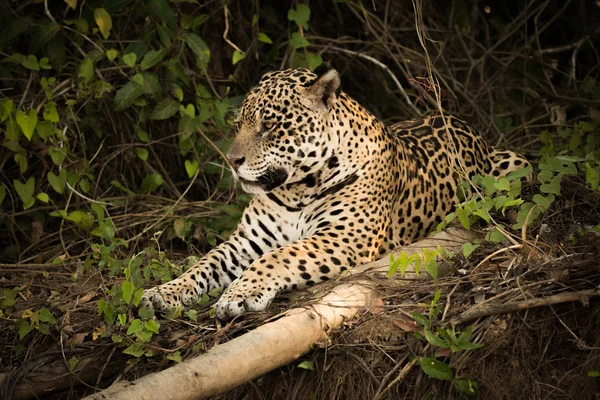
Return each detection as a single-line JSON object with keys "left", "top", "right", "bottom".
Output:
{"left": 307, "top": 69, "right": 340, "bottom": 108}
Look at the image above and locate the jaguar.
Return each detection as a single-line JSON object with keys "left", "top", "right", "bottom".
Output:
{"left": 141, "top": 68, "right": 529, "bottom": 319}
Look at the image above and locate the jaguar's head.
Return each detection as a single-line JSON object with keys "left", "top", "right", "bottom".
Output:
{"left": 227, "top": 68, "right": 341, "bottom": 194}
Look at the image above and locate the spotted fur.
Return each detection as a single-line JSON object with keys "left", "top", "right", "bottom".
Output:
{"left": 141, "top": 68, "right": 529, "bottom": 319}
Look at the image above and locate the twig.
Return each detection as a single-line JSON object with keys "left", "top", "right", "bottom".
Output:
{"left": 325, "top": 46, "right": 422, "bottom": 115}
{"left": 441, "top": 283, "right": 459, "bottom": 322}
{"left": 338, "top": 349, "right": 381, "bottom": 386}
{"left": 372, "top": 354, "right": 408, "bottom": 399}
{"left": 470, "top": 244, "right": 523, "bottom": 274}
{"left": 222, "top": 6, "right": 244, "bottom": 54}
{"left": 96, "top": 346, "right": 117, "bottom": 387}
{"left": 18, "top": 72, "right": 34, "bottom": 109}
{"left": 373, "top": 350, "right": 422, "bottom": 400}
{"left": 450, "top": 289, "right": 600, "bottom": 326}
{"left": 536, "top": 26, "right": 600, "bottom": 55}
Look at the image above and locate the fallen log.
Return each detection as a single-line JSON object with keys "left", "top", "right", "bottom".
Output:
{"left": 84, "top": 227, "right": 478, "bottom": 400}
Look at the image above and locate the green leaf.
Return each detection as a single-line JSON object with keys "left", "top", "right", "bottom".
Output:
{"left": 67, "top": 355, "right": 80, "bottom": 371}
{"left": 507, "top": 164, "right": 532, "bottom": 180}
{"left": 16, "top": 109, "right": 38, "bottom": 140}
{"left": 106, "top": 49, "right": 117, "bottom": 61}
{"left": 137, "top": 130, "right": 150, "bottom": 143}
{"left": 94, "top": 8, "right": 112, "bottom": 39}
{"left": 157, "top": 25, "right": 174, "bottom": 47}
{"left": 38, "top": 308, "right": 56, "bottom": 323}
{"left": 297, "top": 360, "right": 315, "bottom": 370}
{"left": 289, "top": 32, "right": 310, "bottom": 49}
{"left": 138, "top": 72, "right": 162, "bottom": 99}
{"left": 166, "top": 351, "right": 182, "bottom": 363}
{"left": 513, "top": 202, "right": 542, "bottom": 230}
{"left": 258, "top": 32, "right": 273, "bottom": 44}
{"left": 14, "top": 153, "right": 28, "bottom": 173}
{"left": 123, "top": 53, "right": 137, "bottom": 68}
{"left": 141, "top": 47, "right": 168, "bottom": 70}
{"left": 180, "top": 32, "right": 211, "bottom": 67}
{"left": 306, "top": 53, "right": 323, "bottom": 71}
{"left": 387, "top": 254, "right": 400, "bottom": 278}
{"left": 485, "top": 227, "right": 505, "bottom": 243}
{"left": 122, "top": 281, "right": 134, "bottom": 304}
{"left": 135, "top": 148, "right": 149, "bottom": 161}
{"left": 1, "top": 288, "right": 16, "bottom": 307}
{"left": 149, "top": 0, "right": 177, "bottom": 29}
{"left": 456, "top": 206, "right": 470, "bottom": 230}
{"left": 114, "top": 80, "right": 144, "bottom": 111}
{"left": 38, "top": 57, "right": 52, "bottom": 70}
{"left": 540, "top": 174, "right": 562, "bottom": 195}
{"left": 424, "top": 328, "right": 449, "bottom": 348}
{"left": 456, "top": 341, "right": 484, "bottom": 350}
{"left": 79, "top": 58, "right": 93, "bottom": 84}
{"left": 19, "top": 320, "right": 34, "bottom": 340}
{"left": 585, "top": 163, "right": 599, "bottom": 190}
{"left": 588, "top": 371, "right": 600, "bottom": 377}
{"left": 14, "top": 177, "right": 35, "bottom": 205}
{"left": 35, "top": 121, "right": 53, "bottom": 139}
{"left": 140, "top": 173, "right": 164, "bottom": 193}
{"left": 532, "top": 193, "right": 555, "bottom": 210}
{"left": 123, "top": 342, "right": 145, "bottom": 357}
{"left": 0, "top": 98, "right": 14, "bottom": 123}
{"left": 232, "top": 50, "right": 245, "bottom": 65}
{"left": 461, "top": 242, "right": 480, "bottom": 258}
{"left": 79, "top": 178, "right": 91, "bottom": 194}
{"left": 138, "top": 307, "right": 155, "bottom": 319}
{"left": 419, "top": 357, "right": 453, "bottom": 381}
{"left": 144, "top": 319, "right": 160, "bottom": 334}
{"left": 150, "top": 97, "right": 179, "bottom": 120}
{"left": 179, "top": 114, "right": 198, "bottom": 136}
{"left": 501, "top": 198, "right": 524, "bottom": 214}
{"left": 185, "top": 159, "right": 199, "bottom": 178}
{"left": 22, "top": 55, "right": 40, "bottom": 70}
{"left": 127, "top": 319, "right": 143, "bottom": 336}
{"left": 288, "top": 4, "right": 311, "bottom": 29}
{"left": 48, "top": 147, "right": 66, "bottom": 166}
{"left": 5, "top": 120, "right": 21, "bottom": 141}
{"left": 454, "top": 378, "right": 479, "bottom": 394}
{"left": 47, "top": 169, "right": 68, "bottom": 194}
{"left": 43, "top": 102, "right": 59, "bottom": 122}
{"left": 64, "top": 18, "right": 89, "bottom": 33}
{"left": 36, "top": 192, "right": 49, "bottom": 203}
{"left": 555, "top": 155, "right": 585, "bottom": 163}
{"left": 0, "top": 185, "right": 6, "bottom": 205}
{"left": 64, "top": 0, "right": 77, "bottom": 10}
{"left": 184, "top": 309, "right": 197, "bottom": 321}
{"left": 493, "top": 177, "right": 510, "bottom": 191}
{"left": 480, "top": 175, "right": 497, "bottom": 196}
{"left": 411, "top": 311, "right": 429, "bottom": 328}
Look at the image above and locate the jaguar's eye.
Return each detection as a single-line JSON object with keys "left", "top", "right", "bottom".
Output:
{"left": 263, "top": 121, "right": 275, "bottom": 130}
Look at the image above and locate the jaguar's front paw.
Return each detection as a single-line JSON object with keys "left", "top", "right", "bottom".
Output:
{"left": 213, "top": 284, "right": 276, "bottom": 320}
{"left": 140, "top": 280, "right": 199, "bottom": 313}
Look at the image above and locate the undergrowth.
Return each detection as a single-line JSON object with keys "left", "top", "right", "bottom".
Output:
{"left": 1, "top": 0, "right": 599, "bottom": 399}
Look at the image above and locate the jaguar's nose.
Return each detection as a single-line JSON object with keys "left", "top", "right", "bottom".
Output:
{"left": 228, "top": 156, "right": 245, "bottom": 172}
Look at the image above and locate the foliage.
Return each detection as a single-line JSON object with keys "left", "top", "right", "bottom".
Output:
{"left": 0, "top": 0, "right": 281, "bottom": 361}
{"left": 1, "top": 3, "right": 599, "bottom": 395}
{"left": 410, "top": 290, "right": 482, "bottom": 396}
{"left": 386, "top": 111, "right": 600, "bottom": 397}
{"left": 427, "top": 117, "right": 600, "bottom": 257}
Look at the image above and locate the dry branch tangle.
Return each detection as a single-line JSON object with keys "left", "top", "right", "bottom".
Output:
{"left": 85, "top": 227, "right": 477, "bottom": 400}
